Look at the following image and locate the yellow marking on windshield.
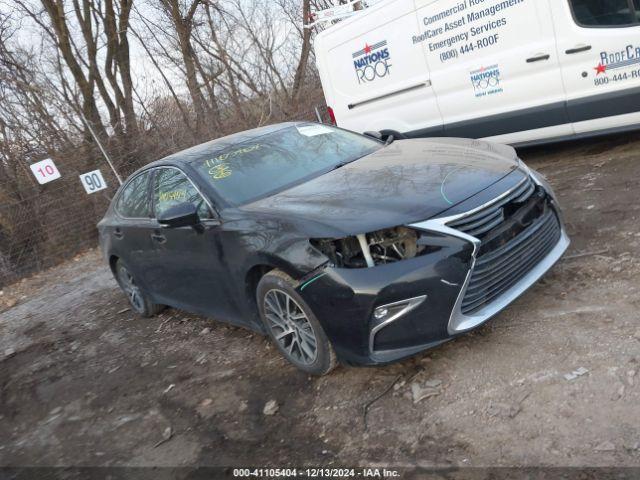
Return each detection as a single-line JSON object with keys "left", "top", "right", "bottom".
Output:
{"left": 159, "top": 190, "right": 186, "bottom": 202}
{"left": 209, "top": 163, "right": 232, "bottom": 180}
{"left": 205, "top": 144, "right": 262, "bottom": 169}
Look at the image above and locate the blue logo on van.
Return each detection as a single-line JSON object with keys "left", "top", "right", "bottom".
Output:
{"left": 596, "top": 44, "right": 640, "bottom": 75}
{"left": 353, "top": 41, "right": 392, "bottom": 84}
{"left": 470, "top": 64, "right": 503, "bottom": 97}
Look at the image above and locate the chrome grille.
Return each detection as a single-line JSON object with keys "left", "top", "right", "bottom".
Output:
{"left": 461, "top": 209, "right": 561, "bottom": 314}
{"left": 448, "top": 176, "right": 536, "bottom": 238}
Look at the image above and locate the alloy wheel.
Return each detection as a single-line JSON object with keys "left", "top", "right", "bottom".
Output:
{"left": 117, "top": 265, "right": 145, "bottom": 313}
{"left": 263, "top": 289, "right": 318, "bottom": 365}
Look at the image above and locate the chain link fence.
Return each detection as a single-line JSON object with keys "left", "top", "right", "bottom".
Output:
{"left": 0, "top": 106, "right": 331, "bottom": 288}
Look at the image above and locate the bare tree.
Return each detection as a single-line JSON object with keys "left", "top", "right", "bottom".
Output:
{"left": 103, "top": 0, "right": 138, "bottom": 137}
{"left": 156, "top": 0, "right": 212, "bottom": 136}
{"left": 0, "top": 0, "right": 332, "bottom": 284}
{"left": 291, "top": 0, "right": 312, "bottom": 101}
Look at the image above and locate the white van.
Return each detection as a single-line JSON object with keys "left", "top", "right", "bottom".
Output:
{"left": 314, "top": 0, "right": 640, "bottom": 146}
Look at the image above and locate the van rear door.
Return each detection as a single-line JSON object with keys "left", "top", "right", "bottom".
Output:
{"left": 550, "top": 0, "right": 640, "bottom": 136}
{"left": 415, "top": 0, "right": 571, "bottom": 144}
{"left": 315, "top": 0, "right": 443, "bottom": 135}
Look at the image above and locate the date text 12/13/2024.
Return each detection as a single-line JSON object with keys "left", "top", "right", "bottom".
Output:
{"left": 233, "top": 468, "right": 401, "bottom": 478}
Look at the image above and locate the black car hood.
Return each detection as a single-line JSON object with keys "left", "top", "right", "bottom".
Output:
{"left": 240, "top": 138, "right": 523, "bottom": 237}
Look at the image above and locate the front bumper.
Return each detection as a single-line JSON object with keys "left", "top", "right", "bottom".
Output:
{"left": 298, "top": 172, "right": 569, "bottom": 366}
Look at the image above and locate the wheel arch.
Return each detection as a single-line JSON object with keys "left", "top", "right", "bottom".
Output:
{"left": 243, "top": 256, "right": 309, "bottom": 325}
{"left": 109, "top": 254, "right": 120, "bottom": 275}
{"left": 245, "top": 264, "right": 274, "bottom": 300}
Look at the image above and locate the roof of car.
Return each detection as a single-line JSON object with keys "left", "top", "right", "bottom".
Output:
{"left": 144, "top": 122, "right": 301, "bottom": 170}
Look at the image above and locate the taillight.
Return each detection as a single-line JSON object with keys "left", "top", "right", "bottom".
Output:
{"left": 327, "top": 106, "right": 336, "bottom": 125}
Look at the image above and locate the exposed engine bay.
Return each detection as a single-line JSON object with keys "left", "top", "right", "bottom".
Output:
{"left": 312, "top": 227, "right": 430, "bottom": 268}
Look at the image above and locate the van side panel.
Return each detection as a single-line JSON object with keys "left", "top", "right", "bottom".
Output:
{"left": 315, "top": 0, "right": 640, "bottom": 145}
{"left": 413, "top": 0, "right": 571, "bottom": 143}
{"left": 314, "top": 0, "right": 444, "bottom": 134}
{"left": 549, "top": 0, "right": 640, "bottom": 135}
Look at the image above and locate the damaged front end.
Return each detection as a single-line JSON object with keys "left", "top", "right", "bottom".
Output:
{"left": 310, "top": 227, "right": 442, "bottom": 269}
{"left": 290, "top": 226, "right": 473, "bottom": 365}
{"left": 296, "top": 227, "right": 474, "bottom": 365}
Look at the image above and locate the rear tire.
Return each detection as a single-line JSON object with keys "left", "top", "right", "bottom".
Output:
{"left": 257, "top": 270, "right": 337, "bottom": 376}
{"left": 114, "top": 259, "right": 164, "bottom": 318}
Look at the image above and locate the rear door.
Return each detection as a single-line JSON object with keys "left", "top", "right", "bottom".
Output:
{"left": 112, "top": 171, "right": 155, "bottom": 285}
{"left": 316, "top": 0, "right": 443, "bottom": 135}
{"left": 417, "top": 0, "right": 572, "bottom": 144}
{"left": 550, "top": 0, "right": 640, "bottom": 135}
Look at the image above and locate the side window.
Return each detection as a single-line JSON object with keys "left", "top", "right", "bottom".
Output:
{"left": 570, "top": 0, "right": 639, "bottom": 26}
{"left": 116, "top": 172, "right": 152, "bottom": 218}
{"left": 154, "top": 168, "right": 212, "bottom": 219}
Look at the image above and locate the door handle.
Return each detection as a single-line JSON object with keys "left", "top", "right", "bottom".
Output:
{"left": 151, "top": 233, "right": 167, "bottom": 244}
{"left": 566, "top": 45, "right": 592, "bottom": 55}
{"left": 526, "top": 54, "right": 550, "bottom": 63}
{"left": 113, "top": 228, "right": 124, "bottom": 239}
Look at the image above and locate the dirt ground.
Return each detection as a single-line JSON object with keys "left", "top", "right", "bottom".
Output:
{"left": 1, "top": 133, "right": 640, "bottom": 469}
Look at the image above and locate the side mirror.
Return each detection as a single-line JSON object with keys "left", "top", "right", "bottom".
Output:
{"left": 363, "top": 131, "right": 383, "bottom": 140}
{"left": 158, "top": 202, "right": 200, "bottom": 228}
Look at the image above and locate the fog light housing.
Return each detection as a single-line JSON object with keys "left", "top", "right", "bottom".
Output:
{"left": 373, "top": 307, "right": 389, "bottom": 320}
{"left": 370, "top": 295, "right": 428, "bottom": 352}
{"left": 371, "top": 296, "right": 427, "bottom": 325}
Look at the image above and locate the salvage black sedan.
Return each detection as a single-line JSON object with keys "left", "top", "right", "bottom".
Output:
{"left": 99, "top": 122, "right": 569, "bottom": 375}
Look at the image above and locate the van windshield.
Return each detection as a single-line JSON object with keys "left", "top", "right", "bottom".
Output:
{"left": 192, "top": 124, "right": 382, "bottom": 205}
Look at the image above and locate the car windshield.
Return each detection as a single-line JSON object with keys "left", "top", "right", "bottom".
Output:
{"left": 191, "top": 124, "right": 382, "bottom": 205}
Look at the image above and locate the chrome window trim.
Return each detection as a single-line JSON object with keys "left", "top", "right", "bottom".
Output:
{"left": 369, "top": 295, "right": 427, "bottom": 353}
{"left": 114, "top": 170, "right": 154, "bottom": 221}
{"left": 410, "top": 173, "right": 569, "bottom": 336}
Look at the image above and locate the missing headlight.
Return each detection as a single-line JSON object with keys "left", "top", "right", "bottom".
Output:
{"left": 312, "top": 227, "right": 439, "bottom": 269}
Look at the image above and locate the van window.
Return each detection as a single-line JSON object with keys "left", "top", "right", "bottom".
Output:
{"left": 570, "top": 0, "right": 639, "bottom": 26}
{"left": 116, "top": 172, "right": 152, "bottom": 218}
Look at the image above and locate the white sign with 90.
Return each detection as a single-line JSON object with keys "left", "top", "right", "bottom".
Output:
{"left": 79, "top": 169, "right": 108, "bottom": 194}
{"left": 30, "top": 158, "right": 61, "bottom": 185}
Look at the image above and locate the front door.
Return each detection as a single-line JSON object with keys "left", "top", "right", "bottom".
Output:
{"left": 550, "top": 0, "right": 640, "bottom": 135}
{"left": 145, "top": 166, "right": 236, "bottom": 320}
{"left": 417, "top": 0, "right": 572, "bottom": 144}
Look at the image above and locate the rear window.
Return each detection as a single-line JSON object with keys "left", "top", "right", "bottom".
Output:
{"left": 570, "top": 0, "right": 639, "bottom": 26}
{"left": 191, "top": 124, "right": 381, "bottom": 205}
{"left": 116, "top": 172, "right": 152, "bottom": 218}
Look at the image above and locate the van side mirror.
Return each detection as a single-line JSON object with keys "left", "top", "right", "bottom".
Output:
{"left": 158, "top": 202, "right": 200, "bottom": 228}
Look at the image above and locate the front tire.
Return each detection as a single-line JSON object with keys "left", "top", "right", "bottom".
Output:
{"left": 257, "top": 270, "right": 337, "bottom": 376}
{"left": 115, "top": 259, "right": 164, "bottom": 318}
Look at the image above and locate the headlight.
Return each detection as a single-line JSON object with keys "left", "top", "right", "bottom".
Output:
{"left": 311, "top": 227, "right": 441, "bottom": 269}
